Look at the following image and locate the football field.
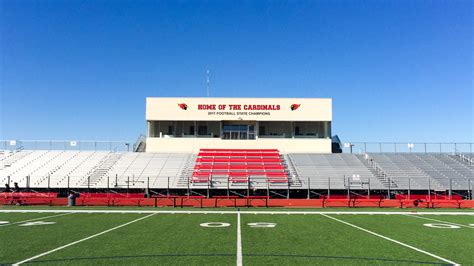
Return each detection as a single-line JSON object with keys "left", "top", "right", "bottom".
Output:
{"left": 0, "top": 208, "right": 473, "bottom": 265}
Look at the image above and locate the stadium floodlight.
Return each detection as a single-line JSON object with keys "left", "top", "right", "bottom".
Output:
{"left": 408, "top": 143, "right": 414, "bottom": 153}
{"left": 9, "top": 140, "right": 16, "bottom": 146}
{"left": 70, "top": 141, "right": 77, "bottom": 147}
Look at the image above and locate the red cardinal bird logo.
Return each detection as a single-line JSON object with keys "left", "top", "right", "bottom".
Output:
{"left": 178, "top": 103, "right": 188, "bottom": 110}
{"left": 290, "top": 104, "right": 301, "bottom": 111}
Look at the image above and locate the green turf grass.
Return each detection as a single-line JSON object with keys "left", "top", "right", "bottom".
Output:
{"left": 334, "top": 214, "right": 474, "bottom": 264}
{"left": 241, "top": 214, "right": 448, "bottom": 265}
{"left": 1, "top": 211, "right": 472, "bottom": 265}
{"left": 0, "top": 213, "right": 145, "bottom": 264}
{"left": 3, "top": 213, "right": 237, "bottom": 265}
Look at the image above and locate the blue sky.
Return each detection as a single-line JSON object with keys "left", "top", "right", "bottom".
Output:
{"left": 1, "top": 0, "right": 472, "bottom": 143}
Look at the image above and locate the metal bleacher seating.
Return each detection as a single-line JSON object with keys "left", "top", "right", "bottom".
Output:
{"left": 366, "top": 153, "right": 473, "bottom": 190}
{"left": 288, "top": 153, "right": 385, "bottom": 190}
{"left": 1, "top": 150, "right": 191, "bottom": 189}
{"left": 1, "top": 150, "right": 472, "bottom": 191}
{"left": 191, "top": 149, "right": 288, "bottom": 185}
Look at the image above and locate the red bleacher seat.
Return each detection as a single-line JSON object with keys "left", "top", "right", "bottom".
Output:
{"left": 191, "top": 149, "right": 288, "bottom": 183}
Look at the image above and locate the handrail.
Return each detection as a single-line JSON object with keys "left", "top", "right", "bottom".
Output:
{"left": 343, "top": 142, "right": 473, "bottom": 154}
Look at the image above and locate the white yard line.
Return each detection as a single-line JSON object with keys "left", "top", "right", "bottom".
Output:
{"left": 403, "top": 214, "right": 474, "bottom": 229}
{"left": 320, "top": 214, "right": 459, "bottom": 266}
{"left": 0, "top": 212, "right": 73, "bottom": 227}
{"left": 13, "top": 213, "right": 157, "bottom": 265}
{"left": 0, "top": 210, "right": 473, "bottom": 215}
{"left": 236, "top": 211, "right": 243, "bottom": 266}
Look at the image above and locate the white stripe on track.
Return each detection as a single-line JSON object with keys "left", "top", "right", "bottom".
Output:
{"left": 0, "top": 212, "right": 73, "bottom": 227}
{"left": 13, "top": 213, "right": 157, "bottom": 265}
{"left": 0, "top": 210, "right": 473, "bottom": 215}
{"left": 320, "top": 214, "right": 459, "bottom": 266}
{"left": 236, "top": 211, "right": 242, "bottom": 266}
{"left": 404, "top": 214, "right": 474, "bottom": 229}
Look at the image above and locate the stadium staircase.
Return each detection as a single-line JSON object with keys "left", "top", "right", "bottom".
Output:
{"left": 0, "top": 150, "right": 33, "bottom": 170}
{"left": 288, "top": 154, "right": 385, "bottom": 190}
{"left": 80, "top": 153, "right": 123, "bottom": 187}
{"left": 408, "top": 154, "right": 472, "bottom": 190}
{"left": 1, "top": 151, "right": 50, "bottom": 185}
{"left": 367, "top": 154, "right": 445, "bottom": 190}
{"left": 52, "top": 151, "right": 110, "bottom": 187}
{"left": 450, "top": 153, "right": 474, "bottom": 166}
{"left": 133, "top": 134, "right": 146, "bottom": 152}
{"left": 356, "top": 154, "right": 398, "bottom": 189}
{"left": 282, "top": 154, "right": 302, "bottom": 187}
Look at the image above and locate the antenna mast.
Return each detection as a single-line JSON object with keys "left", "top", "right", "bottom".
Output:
{"left": 206, "top": 69, "right": 210, "bottom": 97}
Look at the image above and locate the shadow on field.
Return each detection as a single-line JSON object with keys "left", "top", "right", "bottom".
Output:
{"left": 18, "top": 253, "right": 448, "bottom": 265}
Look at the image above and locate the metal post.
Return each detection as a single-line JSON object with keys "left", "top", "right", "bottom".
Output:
{"left": 115, "top": 174, "right": 118, "bottom": 187}
{"left": 107, "top": 175, "right": 109, "bottom": 191}
{"left": 287, "top": 179, "right": 290, "bottom": 199}
{"left": 87, "top": 176, "right": 90, "bottom": 192}
{"left": 207, "top": 177, "right": 210, "bottom": 198}
{"left": 147, "top": 177, "right": 150, "bottom": 192}
{"left": 379, "top": 143, "right": 382, "bottom": 153}
{"left": 449, "top": 179, "right": 452, "bottom": 200}
{"left": 328, "top": 177, "right": 330, "bottom": 199}
{"left": 227, "top": 178, "right": 229, "bottom": 198}
{"left": 387, "top": 176, "right": 391, "bottom": 199}
{"left": 167, "top": 177, "right": 170, "bottom": 197}
{"left": 267, "top": 180, "right": 270, "bottom": 199}
{"left": 364, "top": 142, "right": 367, "bottom": 153}
{"left": 307, "top": 177, "right": 310, "bottom": 199}
{"left": 424, "top": 143, "right": 427, "bottom": 154}
{"left": 368, "top": 178, "right": 371, "bottom": 198}
{"left": 127, "top": 176, "right": 130, "bottom": 193}
{"left": 247, "top": 177, "right": 250, "bottom": 197}
{"left": 67, "top": 176, "right": 70, "bottom": 193}
{"left": 469, "top": 179, "right": 472, "bottom": 200}
{"left": 428, "top": 178, "right": 431, "bottom": 201}
{"left": 408, "top": 178, "right": 411, "bottom": 199}
{"left": 347, "top": 177, "right": 350, "bottom": 199}
{"left": 439, "top": 143, "right": 442, "bottom": 153}
{"left": 187, "top": 176, "right": 190, "bottom": 198}
{"left": 394, "top": 143, "right": 396, "bottom": 153}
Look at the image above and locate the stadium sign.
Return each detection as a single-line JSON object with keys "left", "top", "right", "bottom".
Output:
{"left": 178, "top": 103, "right": 301, "bottom": 116}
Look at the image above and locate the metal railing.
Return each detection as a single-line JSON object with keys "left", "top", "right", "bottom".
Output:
{"left": 1, "top": 140, "right": 132, "bottom": 152}
{"left": 342, "top": 142, "right": 473, "bottom": 154}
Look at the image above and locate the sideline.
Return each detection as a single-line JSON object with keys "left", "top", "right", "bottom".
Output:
{"left": 321, "top": 214, "right": 459, "bottom": 266}
{"left": 1, "top": 210, "right": 473, "bottom": 215}
{"left": 0, "top": 212, "right": 73, "bottom": 227}
{"left": 403, "top": 214, "right": 474, "bottom": 228}
{"left": 13, "top": 213, "right": 157, "bottom": 265}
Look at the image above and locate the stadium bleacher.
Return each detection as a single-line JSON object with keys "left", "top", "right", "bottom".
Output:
{"left": 191, "top": 149, "right": 288, "bottom": 184}
{"left": 1, "top": 149, "right": 472, "bottom": 192}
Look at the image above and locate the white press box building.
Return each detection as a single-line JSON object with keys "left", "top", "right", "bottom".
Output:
{"left": 146, "top": 97, "right": 332, "bottom": 153}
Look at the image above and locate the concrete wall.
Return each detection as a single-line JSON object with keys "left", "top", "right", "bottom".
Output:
{"left": 146, "top": 137, "right": 332, "bottom": 153}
